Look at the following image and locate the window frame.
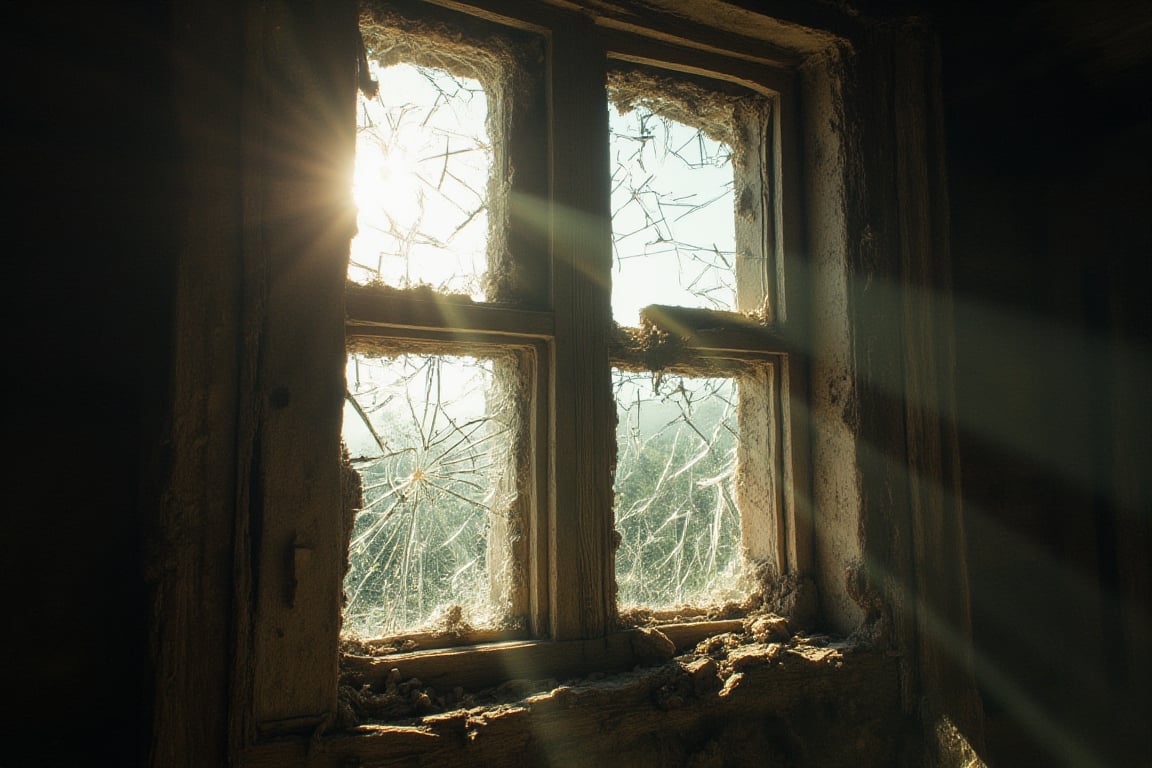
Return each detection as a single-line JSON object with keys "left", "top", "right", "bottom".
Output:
{"left": 232, "top": 1, "right": 815, "bottom": 745}
{"left": 160, "top": 0, "right": 980, "bottom": 762}
{"left": 340, "top": 0, "right": 810, "bottom": 660}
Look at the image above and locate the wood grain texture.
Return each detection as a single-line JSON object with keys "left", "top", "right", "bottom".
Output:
{"left": 345, "top": 286, "right": 555, "bottom": 338}
{"left": 246, "top": 0, "right": 358, "bottom": 732}
{"left": 150, "top": 3, "right": 248, "bottom": 766}
{"left": 547, "top": 20, "right": 616, "bottom": 640}
{"left": 340, "top": 621, "right": 742, "bottom": 693}
{"left": 887, "top": 23, "right": 983, "bottom": 752}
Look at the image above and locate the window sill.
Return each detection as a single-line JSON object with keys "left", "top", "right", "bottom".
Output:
{"left": 245, "top": 639, "right": 898, "bottom": 768}
{"left": 340, "top": 620, "right": 750, "bottom": 695}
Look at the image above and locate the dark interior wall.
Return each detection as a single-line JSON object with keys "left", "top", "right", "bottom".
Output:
{"left": 933, "top": 1, "right": 1151, "bottom": 765}
{"left": 4, "top": 2, "right": 174, "bottom": 765}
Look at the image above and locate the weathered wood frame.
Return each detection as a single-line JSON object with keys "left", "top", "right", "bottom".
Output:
{"left": 339, "top": 0, "right": 810, "bottom": 652}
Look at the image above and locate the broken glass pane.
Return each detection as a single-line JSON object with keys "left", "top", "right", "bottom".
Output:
{"left": 609, "top": 102, "right": 737, "bottom": 325}
{"left": 613, "top": 369, "right": 745, "bottom": 609}
{"left": 350, "top": 61, "right": 491, "bottom": 299}
{"left": 342, "top": 353, "right": 514, "bottom": 637}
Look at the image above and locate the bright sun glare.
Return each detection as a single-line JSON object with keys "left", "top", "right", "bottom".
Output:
{"left": 351, "top": 60, "right": 740, "bottom": 322}
{"left": 354, "top": 133, "right": 421, "bottom": 226}
{"left": 350, "top": 61, "right": 491, "bottom": 298}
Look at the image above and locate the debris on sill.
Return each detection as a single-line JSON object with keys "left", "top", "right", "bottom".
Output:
{"left": 336, "top": 611, "right": 858, "bottom": 731}
{"left": 617, "top": 595, "right": 757, "bottom": 627}
{"left": 353, "top": 280, "right": 478, "bottom": 305}
{"left": 340, "top": 606, "right": 526, "bottom": 657}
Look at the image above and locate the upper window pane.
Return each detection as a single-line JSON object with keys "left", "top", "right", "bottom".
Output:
{"left": 609, "top": 102, "right": 736, "bottom": 324}
{"left": 608, "top": 69, "right": 775, "bottom": 326}
{"left": 350, "top": 60, "right": 491, "bottom": 299}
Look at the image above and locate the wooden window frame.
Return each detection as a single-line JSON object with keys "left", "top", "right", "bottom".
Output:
{"left": 236, "top": 0, "right": 818, "bottom": 752}
{"left": 338, "top": 0, "right": 810, "bottom": 679}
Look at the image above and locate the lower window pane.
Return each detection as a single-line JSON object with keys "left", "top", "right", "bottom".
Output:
{"left": 342, "top": 353, "right": 515, "bottom": 638}
{"left": 613, "top": 369, "right": 745, "bottom": 610}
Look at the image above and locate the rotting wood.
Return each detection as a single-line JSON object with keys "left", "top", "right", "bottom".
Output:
{"left": 603, "top": 34, "right": 793, "bottom": 98}
{"left": 887, "top": 23, "right": 984, "bottom": 754}
{"left": 545, "top": 0, "right": 805, "bottom": 68}
{"left": 337, "top": 617, "right": 798, "bottom": 720}
{"left": 240, "top": 647, "right": 899, "bottom": 768}
{"left": 631, "top": 304, "right": 799, "bottom": 354}
{"left": 341, "top": 629, "right": 665, "bottom": 693}
{"left": 154, "top": 3, "right": 253, "bottom": 765}
{"left": 654, "top": 620, "right": 745, "bottom": 652}
{"left": 347, "top": 623, "right": 528, "bottom": 655}
{"left": 244, "top": 0, "right": 357, "bottom": 732}
{"left": 208, "top": 2, "right": 972, "bottom": 766}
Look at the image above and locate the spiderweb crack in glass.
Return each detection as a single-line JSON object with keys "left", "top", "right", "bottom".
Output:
{"left": 350, "top": 61, "right": 491, "bottom": 299}
{"left": 342, "top": 354, "right": 514, "bottom": 637}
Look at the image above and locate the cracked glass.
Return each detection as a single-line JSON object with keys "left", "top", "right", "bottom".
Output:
{"left": 342, "top": 353, "right": 517, "bottom": 637}
{"left": 350, "top": 60, "right": 491, "bottom": 299}
{"left": 613, "top": 369, "right": 746, "bottom": 610}
{"left": 609, "top": 102, "right": 737, "bottom": 325}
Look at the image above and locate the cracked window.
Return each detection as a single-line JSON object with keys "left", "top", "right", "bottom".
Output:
{"left": 342, "top": 353, "right": 520, "bottom": 638}
{"left": 609, "top": 103, "right": 737, "bottom": 324}
{"left": 608, "top": 70, "right": 780, "bottom": 615}
{"left": 339, "top": 18, "right": 544, "bottom": 647}
{"left": 336, "top": 7, "right": 792, "bottom": 660}
{"left": 350, "top": 60, "right": 491, "bottom": 299}
{"left": 613, "top": 370, "right": 745, "bottom": 609}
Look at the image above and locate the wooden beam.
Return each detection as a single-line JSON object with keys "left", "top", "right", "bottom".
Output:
{"left": 345, "top": 286, "right": 555, "bottom": 338}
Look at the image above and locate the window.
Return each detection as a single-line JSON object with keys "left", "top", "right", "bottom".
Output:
{"left": 340, "top": 0, "right": 805, "bottom": 671}
{"left": 606, "top": 66, "right": 786, "bottom": 621}
{"left": 164, "top": 0, "right": 968, "bottom": 760}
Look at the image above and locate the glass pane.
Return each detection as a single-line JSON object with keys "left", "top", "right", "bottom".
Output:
{"left": 350, "top": 61, "right": 491, "bottom": 299}
{"left": 613, "top": 369, "right": 745, "bottom": 609}
{"left": 609, "top": 102, "right": 736, "bottom": 325}
{"left": 342, "top": 353, "right": 513, "bottom": 637}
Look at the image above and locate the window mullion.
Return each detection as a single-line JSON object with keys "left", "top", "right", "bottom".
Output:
{"left": 547, "top": 21, "right": 616, "bottom": 640}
